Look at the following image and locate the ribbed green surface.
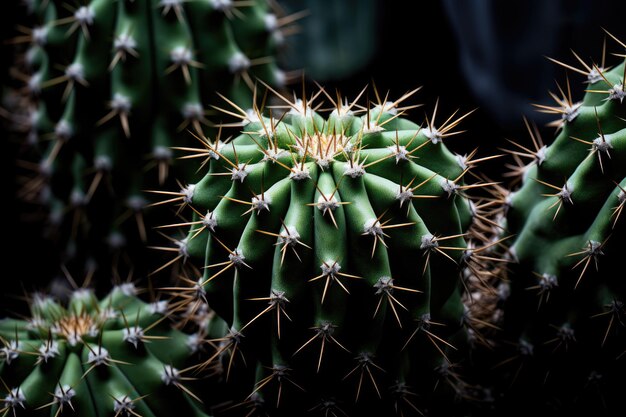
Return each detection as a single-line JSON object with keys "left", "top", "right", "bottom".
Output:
{"left": 167, "top": 90, "right": 489, "bottom": 414}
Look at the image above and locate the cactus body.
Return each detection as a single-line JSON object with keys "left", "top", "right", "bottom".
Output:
{"left": 165, "top": 89, "right": 493, "bottom": 414}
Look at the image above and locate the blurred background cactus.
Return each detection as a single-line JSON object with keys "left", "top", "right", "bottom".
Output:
{"left": 279, "top": 0, "right": 377, "bottom": 81}
{"left": 4, "top": 0, "right": 291, "bottom": 296}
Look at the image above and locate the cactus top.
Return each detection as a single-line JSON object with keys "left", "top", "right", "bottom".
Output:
{"left": 0, "top": 285, "right": 209, "bottom": 417}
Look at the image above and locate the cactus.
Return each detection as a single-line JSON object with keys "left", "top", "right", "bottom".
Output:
{"left": 279, "top": 0, "right": 377, "bottom": 81}
{"left": 160, "top": 86, "right": 497, "bottom": 414}
{"left": 497, "top": 33, "right": 626, "bottom": 411}
{"left": 12, "top": 0, "right": 289, "bottom": 282}
{"left": 0, "top": 283, "right": 221, "bottom": 417}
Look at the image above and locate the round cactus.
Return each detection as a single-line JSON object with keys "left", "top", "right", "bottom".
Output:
{"left": 160, "top": 86, "right": 497, "bottom": 414}
{"left": 497, "top": 33, "right": 626, "bottom": 411}
{"left": 11, "top": 0, "right": 290, "bottom": 282}
{"left": 0, "top": 283, "right": 222, "bottom": 416}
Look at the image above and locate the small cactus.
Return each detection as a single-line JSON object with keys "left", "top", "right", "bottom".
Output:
{"left": 0, "top": 282, "right": 223, "bottom": 416}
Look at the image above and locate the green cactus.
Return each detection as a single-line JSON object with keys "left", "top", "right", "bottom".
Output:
{"left": 497, "top": 33, "right": 626, "bottom": 411}
{"left": 0, "top": 283, "right": 222, "bottom": 417}
{"left": 280, "top": 0, "right": 377, "bottom": 81}
{"left": 13, "top": 0, "right": 288, "bottom": 281}
{"left": 160, "top": 87, "right": 496, "bottom": 414}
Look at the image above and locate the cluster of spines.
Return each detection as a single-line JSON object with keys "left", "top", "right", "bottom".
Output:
{"left": 152, "top": 85, "right": 502, "bottom": 414}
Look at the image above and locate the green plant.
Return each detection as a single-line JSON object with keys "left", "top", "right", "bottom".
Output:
{"left": 497, "top": 33, "right": 626, "bottom": 410}
{"left": 0, "top": 283, "right": 218, "bottom": 417}
{"left": 13, "top": 0, "right": 289, "bottom": 280}
{"left": 279, "top": 0, "right": 377, "bottom": 81}
{"left": 161, "top": 86, "right": 497, "bottom": 414}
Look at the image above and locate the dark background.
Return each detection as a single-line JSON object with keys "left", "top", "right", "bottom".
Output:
{"left": 3, "top": 0, "right": 626, "bottom": 309}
